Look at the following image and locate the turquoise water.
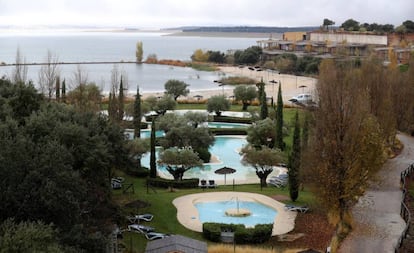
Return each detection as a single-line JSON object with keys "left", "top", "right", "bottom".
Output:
{"left": 125, "top": 122, "right": 249, "bottom": 139}
{"left": 207, "top": 122, "right": 249, "bottom": 128}
{"left": 195, "top": 200, "right": 277, "bottom": 227}
{"left": 141, "top": 136, "right": 258, "bottom": 182}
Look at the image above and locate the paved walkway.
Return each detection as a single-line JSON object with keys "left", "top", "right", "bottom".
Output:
{"left": 339, "top": 133, "right": 414, "bottom": 253}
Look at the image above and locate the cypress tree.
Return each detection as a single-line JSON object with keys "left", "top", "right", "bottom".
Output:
{"left": 302, "top": 112, "right": 310, "bottom": 150}
{"left": 118, "top": 76, "right": 124, "bottom": 122}
{"left": 275, "top": 82, "right": 285, "bottom": 150}
{"left": 55, "top": 76, "right": 60, "bottom": 102}
{"left": 134, "top": 86, "right": 142, "bottom": 138}
{"left": 150, "top": 117, "right": 157, "bottom": 178}
{"left": 288, "top": 110, "right": 301, "bottom": 201}
{"left": 61, "top": 79, "right": 66, "bottom": 103}
{"left": 256, "top": 79, "right": 268, "bottom": 119}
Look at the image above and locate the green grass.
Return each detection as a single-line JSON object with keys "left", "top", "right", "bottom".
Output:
{"left": 114, "top": 105, "right": 310, "bottom": 252}
{"left": 113, "top": 171, "right": 316, "bottom": 253}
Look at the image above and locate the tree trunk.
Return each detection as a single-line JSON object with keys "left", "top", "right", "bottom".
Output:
{"left": 260, "top": 177, "right": 267, "bottom": 187}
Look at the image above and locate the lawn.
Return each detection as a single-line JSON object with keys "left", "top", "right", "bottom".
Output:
{"left": 112, "top": 172, "right": 316, "bottom": 253}
{"left": 113, "top": 104, "right": 313, "bottom": 252}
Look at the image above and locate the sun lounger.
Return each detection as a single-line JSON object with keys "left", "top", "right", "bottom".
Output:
{"left": 144, "top": 232, "right": 171, "bottom": 240}
{"left": 128, "top": 224, "right": 155, "bottom": 234}
{"left": 199, "top": 179, "right": 207, "bottom": 188}
{"left": 208, "top": 180, "right": 217, "bottom": 188}
{"left": 284, "top": 204, "right": 309, "bottom": 213}
{"left": 127, "top": 213, "right": 154, "bottom": 223}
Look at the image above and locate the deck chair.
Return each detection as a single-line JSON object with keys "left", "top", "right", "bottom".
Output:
{"left": 126, "top": 213, "right": 154, "bottom": 223}
{"left": 199, "top": 179, "right": 207, "bottom": 188}
{"left": 127, "top": 224, "right": 155, "bottom": 234}
{"left": 284, "top": 204, "right": 309, "bottom": 213}
{"left": 145, "top": 232, "right": 171, "bottom": 240}
{"left": 208, "top": 180, "right": 217, "bottom": 188}
{"left": 137, "top": 214, "right": 153, "bottom": 222}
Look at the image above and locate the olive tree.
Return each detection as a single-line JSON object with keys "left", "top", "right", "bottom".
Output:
{"left": 241, "top": 146, "right": 285, "bottom": 187}
{"left": 233, "top": 85, "right": 257, "bottom": 111}
{"left": 207, "top": 95, "right": 230, "bottom": 116}
{"left": 164, "top": 79, "right": 190, "bottom": 100}
{"left": 158, "top": 147, "right": 203, "bottom": 181}
{"left": 246, "top": 118, "right": 275, "bottom": 149}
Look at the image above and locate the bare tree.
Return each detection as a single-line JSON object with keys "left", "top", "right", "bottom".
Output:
{"left": 71, "top": 64, "right": 89, "bottom": 89}
{"left": 38, "top": 50, "right": 60, "bottom": 99}
{"left": 12, "top": 47, "right": 28, "bottom": 84}
{"left": 304, "top": 59, "right": 386, "bottom": 252}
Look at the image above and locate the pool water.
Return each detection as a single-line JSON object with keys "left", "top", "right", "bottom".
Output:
{"left": 140, "top": 136, "right": 259, "bottom": 182}
{"left": 206, "top": 122, "right": 249, "bottom": 129}
{"left": 124, "top": 122, "right": 250, "bottom": 139}
{"left": 195, "top": 200, "right": 277, "bottom": 227}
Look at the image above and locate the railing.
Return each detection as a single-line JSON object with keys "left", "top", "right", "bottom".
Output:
{"left": 395, "top": 163, "right": 413, "bottom": 252}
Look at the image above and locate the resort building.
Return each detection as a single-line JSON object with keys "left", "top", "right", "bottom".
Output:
{"left": 257, "top": 30, "right": 414, "bottom": 64}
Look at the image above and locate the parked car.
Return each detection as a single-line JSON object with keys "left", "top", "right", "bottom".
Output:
{"left": 289, "top": 94, "right": 313, "bottom": 104}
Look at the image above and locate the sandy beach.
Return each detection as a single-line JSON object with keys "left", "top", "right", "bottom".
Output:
{"left": 140, "top": 66, "right": 317, "bottom": 104}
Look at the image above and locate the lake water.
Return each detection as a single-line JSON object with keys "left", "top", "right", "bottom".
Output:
{"left": 0, "top": 30, "right": 266, "bottom": 93}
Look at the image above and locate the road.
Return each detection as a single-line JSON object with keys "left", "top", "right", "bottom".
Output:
{"left": 338, "top": 133, "right": 414, "bottom": 253}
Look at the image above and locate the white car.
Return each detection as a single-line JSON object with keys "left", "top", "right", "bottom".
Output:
{"left": 289, "top": 94, "right": 313, "bottom": 104}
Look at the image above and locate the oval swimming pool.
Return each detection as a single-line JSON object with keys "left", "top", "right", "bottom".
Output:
{"left": 195, "top": 200, "right": 277, "bottom": 227}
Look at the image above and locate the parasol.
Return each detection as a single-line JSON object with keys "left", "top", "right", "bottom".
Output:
{"left": 298, "top": 85, "right": 307, "bottom": 93}
{"left": 214, "top": 166, "right": 236, "bottom": 185}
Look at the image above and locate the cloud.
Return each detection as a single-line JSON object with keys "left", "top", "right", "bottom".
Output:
{"left": 0, "top": 0, "right": 412, "bottom": 28}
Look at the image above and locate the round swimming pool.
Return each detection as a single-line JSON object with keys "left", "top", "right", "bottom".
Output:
{"left": 195, "top": 200, "right": 277, "bottom": 227}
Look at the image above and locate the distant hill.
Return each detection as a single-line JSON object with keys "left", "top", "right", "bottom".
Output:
{"left": 166, "top": 26, "right": 320, "bottom": 33}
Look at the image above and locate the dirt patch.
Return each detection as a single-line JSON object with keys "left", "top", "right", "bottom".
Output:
{"left": 269, "top": 208, "right": 334, "bottom": 252}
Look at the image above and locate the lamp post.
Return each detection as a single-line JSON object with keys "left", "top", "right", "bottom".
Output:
{"left": 218, "top": 82, "right": 224, "bottom": 96}
{"left": 269, "top": 80, "right": 278, "bottom": 95}
{"left": 214, "top": 80, "right": 225, "bottom": 95}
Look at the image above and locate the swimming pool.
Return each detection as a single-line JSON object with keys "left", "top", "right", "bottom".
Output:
{"left": 173, "top": 192, "right": 296, "bottom": 235}
{"left": 141, "top": 136, "right": 259, "bottom": 183}
{"left": 125, "top": 121, "right": 250, "bottom": 139}
{"left": 206, "top": 122, "right": 250, "bottom": 129}
{"left": 195, "top": 200, "right": 277, "bottom": 227}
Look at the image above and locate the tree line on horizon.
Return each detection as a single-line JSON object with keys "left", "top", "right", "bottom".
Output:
{"left": 178, "top": 19, "right": 414, "bottom": 34}
{"left": 322, "top": 18, "right": 414, "bottom": 34}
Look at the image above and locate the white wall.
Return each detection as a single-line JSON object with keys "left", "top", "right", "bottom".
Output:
{"left": 310, "top": 32, "right": 387, "bottom": 45}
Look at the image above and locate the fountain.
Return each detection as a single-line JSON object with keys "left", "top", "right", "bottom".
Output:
{"left": 225, "top": 197, "right": 251, "bottom": 217}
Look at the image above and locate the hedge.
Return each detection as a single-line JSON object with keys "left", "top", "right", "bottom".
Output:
{"left": 125, "top": 166, "right": 150, "bottom": 178}
{"left": 212, "top": 116, "right": 252, "bottom": 124}
{"left": 147, "top": 177, "right": 200, "bottom": 189}
{"left": 202, "top": 222, "right": 273, "bottom": 244}
{"left": 210, "top": 128, "right": 247, "bottom": 135}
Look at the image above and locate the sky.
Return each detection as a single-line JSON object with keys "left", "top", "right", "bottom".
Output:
{"left": 0, "top": 0, "right": 412, "bottom": 29}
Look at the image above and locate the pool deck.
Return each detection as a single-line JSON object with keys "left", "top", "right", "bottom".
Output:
{"left": 173, "top": 191, "right": 297, "bottom": 236}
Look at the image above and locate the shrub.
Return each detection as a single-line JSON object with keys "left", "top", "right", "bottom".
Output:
{"left": 203, "top": 223, "right": 222, "bottom": 242}
{"left": 147, "top": 177, "right": 199, "bottom": 189}
{"left": 202, "top": 222, "right": 273, "bottom": 244}
{"left": 211, "top": 128, "right": 247, "bottom": 136}
{"left": 126, "top": 167, "right": 150, "bottom": 177}
{"left": 195, "top": 147, "right": 211, "bottom": 163}
{"left": 212, "top": 116, "right": 252, "bottom": 124}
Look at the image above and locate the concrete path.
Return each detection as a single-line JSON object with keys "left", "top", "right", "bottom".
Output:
{"left": 339, "top": 133, "right": 414, "bottom": 253}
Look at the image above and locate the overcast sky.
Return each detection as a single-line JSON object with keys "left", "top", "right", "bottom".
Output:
{"left": 0, "top": 0, "right": 412, "bottom": 28}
